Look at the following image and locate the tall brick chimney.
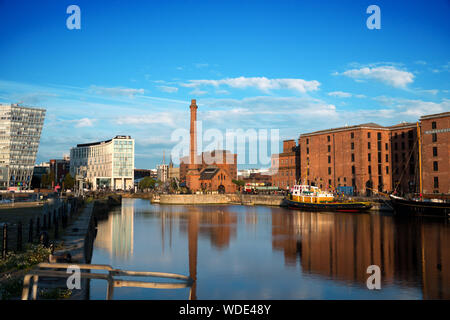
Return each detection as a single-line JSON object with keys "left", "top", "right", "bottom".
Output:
{"left": 189, "top": 99, "right": 198, "bottom": 166}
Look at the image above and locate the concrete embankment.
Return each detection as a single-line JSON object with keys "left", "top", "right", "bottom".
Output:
{"left": 156, "top": 193, "right": 393, "bottom": 211}
{"left": 37, "top": 195, "right": 122, "bottom": 300}
{"left": 58, "top": 202, "right": 95, "bottom": 264}
{"left": 158, "top": 194, "right": 285, "bottom": 206}
{"left": 0, "top": 201, "right": 44, "bottom": 209}
{"left": 59, "top": 195, "right": 122, "bottom": 263}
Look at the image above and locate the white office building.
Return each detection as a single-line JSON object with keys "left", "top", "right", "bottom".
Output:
{"left": 157, "top": 164, "right": 169, "bottom": 183}
{"left": 0, "top": 103, "right": 46, "bottom": 190}
{"left": 70, "top": 135, "right": 134, "bottom": 190}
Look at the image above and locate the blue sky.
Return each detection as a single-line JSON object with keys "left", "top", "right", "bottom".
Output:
{"left": 0, "top": 0, "right": 449, "bottom": 169}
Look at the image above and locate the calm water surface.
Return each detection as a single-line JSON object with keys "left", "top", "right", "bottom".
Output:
{"left": 88, "top": 198, "right": 449, "bottom": 299}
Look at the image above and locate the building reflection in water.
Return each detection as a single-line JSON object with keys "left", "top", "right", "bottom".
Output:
{"left": 155, "top": 206, "right": 238, "bottom": 300}
{"left": 272, "top": 211, "right": 449, "bottom": 299}
{"left": 95, "top": 205, "right": 134, "bottom": 259}
{"left": 93, "top": 200, "right": 449, "bottom": 300}
{"left": 420, "top": 221, "right": 450, "bottom": 299}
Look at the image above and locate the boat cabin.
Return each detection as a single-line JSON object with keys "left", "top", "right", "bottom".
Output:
{"left": 290, "top": 184, "right": 335, "bottom": 203}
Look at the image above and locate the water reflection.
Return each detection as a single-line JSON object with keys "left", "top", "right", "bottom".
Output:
{"left": 95, "top": 204, "right": 134, "bottom": 259}
{"left": 272, "top": 212, "right": 449, "bottom": 299}
{"left": 92, "top": 199, "right": 449, "bottom": 299}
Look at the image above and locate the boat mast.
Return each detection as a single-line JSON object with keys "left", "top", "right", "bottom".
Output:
{"left": 417, "top": 122, "right": 423, "bottom": 197}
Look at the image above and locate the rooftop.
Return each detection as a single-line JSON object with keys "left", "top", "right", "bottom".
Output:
{"left": 199, "top": 166, "right": 220, "bottom": 180}
{"left": 0, "top": 103, "right": 46, "bottom": 112}
{"left": 76, "top": 135, "right": 132, "bottom": 148}
{"left": 420, "top": 112, "right": 450, "bottom": 120}
{"left": 299, "top": 122, "right": 386, "bottom": 137}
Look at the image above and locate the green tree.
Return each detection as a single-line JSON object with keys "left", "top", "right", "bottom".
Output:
{"left": 138, "top": 176, "right": 156, "bottom": 191}
{"left": 63, "top": 173, "right": 75, "bottom": 190}
{"left": 41, "top": 172, "right": 55, "bottom": 188}
{"left": 232, "top": 179, "right": 246, "bottom": 192}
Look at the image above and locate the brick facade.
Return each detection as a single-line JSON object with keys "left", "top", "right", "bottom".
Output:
{"left": 298, "top": 124, "right": 393, "bottom": 195}
{"left": 270, "top": 139, "right": 300, "bottom": 190}
{"left": 389, "top": 123, "right": 418, "bottom": 194}
{"left": 182, "top": 99, "right": 237, "bottom": 193}
{"left": 282, "top": 112, "right": 449, "bottom": 196}
{"left": 420, "top": 112, "right": 450, "bottom": 195}
{"left": 181, "top": 150, "right": 238, "bottom": 193}
{"left": 49, "top": 157, "right": 70, "bottom": 187}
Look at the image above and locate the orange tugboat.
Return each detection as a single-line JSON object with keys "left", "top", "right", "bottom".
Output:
{"left": 281, "top": 184, "right": 372, "bottom": 212}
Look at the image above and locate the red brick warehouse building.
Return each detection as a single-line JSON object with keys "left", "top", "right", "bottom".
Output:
{"left": 420, "top": 112, "right": 449, "bottom": 195}
{"left": 270, "top": 139, "right": 300, "bottom": 190}
{"left": 290, "top": 111, "right": 449, "bottom": 197}
{"left": 298, "top": 123, "right": 394, "bottom": 196}
{"left": 389, "top": 122, "right": 419, "bottom": 194}
{"left": 49, "top": 156, "right": 70, "bottom": 188}
{"left": 180, "top": 99, "right": 238, "bottom": 193}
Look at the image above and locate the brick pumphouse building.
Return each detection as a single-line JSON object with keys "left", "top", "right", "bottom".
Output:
{"left": 180, "top": 99, "right": 237, "bottom": 193}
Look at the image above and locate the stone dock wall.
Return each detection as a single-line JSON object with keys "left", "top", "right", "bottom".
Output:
{"left": 39, "top": 195, "right": 122, "bottom": 300}
{"left": 157, "top": 193, "right": 392, "bottom": 211}
{"left": 159, "top": 194, "right": 285, "bottom": 206}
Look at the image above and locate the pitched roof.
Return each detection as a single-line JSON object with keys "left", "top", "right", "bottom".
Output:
{"left": 299, "top": 122, "right": 385, "bottom": 137}
{"left": 199, "top": 166, "right": 220, "bottom": 180}
{"left": 420, "top": 112, "right": 450, "bottom": 120}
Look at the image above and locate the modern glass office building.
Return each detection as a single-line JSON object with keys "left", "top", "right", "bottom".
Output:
{"left": 0, "top": 103, "right": 46, "bottom": 190}
{"left": 70, "top": 135, "right": 134, "bottom": 190}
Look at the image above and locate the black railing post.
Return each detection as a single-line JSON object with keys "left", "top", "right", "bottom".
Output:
{"left": 28, "top": 219, "right": 33, "bottom": 243}
{"left": 62, "top": 211, "right": 67, "bottom": 229}
{"left": 2, "top": 223, "right": 7, "bottom": 259}
{"left": 54, "top": 218, "right": 59, "bottom": 239}
{"left": 36, "top": 217, "right": 40, "bottom": 237}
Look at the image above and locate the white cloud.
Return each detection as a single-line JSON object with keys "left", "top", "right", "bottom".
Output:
{"left": 89, "top": 85, "right": 145, "bottom": 97}
{"left": 194, "top": 63, "right": 209, "bottom": 68}
{"left": 430, "top": 62, "right": 450, "bottom": 73}
{"left": 337, "top": 66, "right": 414, "bottom": 88}
{"left": 328, "top": 91, "right": 352, "bottom": 98}
{"left": 114, "top": 112, "right": 181, "bottom": 127}
{"left": 189, "top": 88, "right": 208, "bottom": 96}
{"left": 374, "top": 97, "right": 449, "bottom": 118}
{"left": 201, "top": 96, "right": 338, "bottom": 125}
{"left": 181, "top": 76, "right": 320, "bottom": 93}
{"left": 416, "top": 89, "right": 439, "bottom": 95}
{"left": 74, "top": 118, "right": 96, "bottom": 128}
{"left": 157, "top": 85, "right": 178, "bottom": 93}
{"left": 328, "top": 91, "right": 366, "bottom": 98}
{"left": 17, "top": 92, "right": 58, "bottom": 105}
{"left": 215, "top": 89, "right": 230, "bottom": 95}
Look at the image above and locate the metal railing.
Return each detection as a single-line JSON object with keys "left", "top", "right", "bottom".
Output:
{"left": 22, "top": 262, "right": 194, "bottom": 300}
